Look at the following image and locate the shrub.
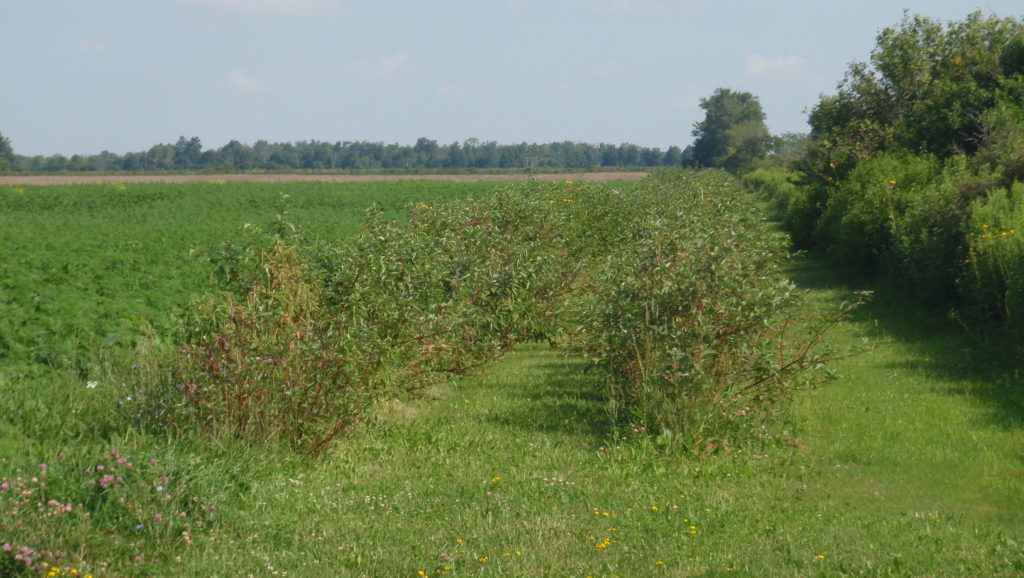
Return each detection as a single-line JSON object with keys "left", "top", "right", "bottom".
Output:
{"left": 816, "top": 152, "right": 942, "bottom": 274}
{"left": 569, "top": 170, "right": 852, "bottom": 452}
{"left": 161, "top": 241, "right": 379, "bottom": 456}
{"left": 137, "top": 171, "right": 845, "bottom": 457}
{"left": 741, "top": 167, "right": 799, "bottom": 218}
{"left": 965, "top": 182, "right": 1024, "bottom": 332}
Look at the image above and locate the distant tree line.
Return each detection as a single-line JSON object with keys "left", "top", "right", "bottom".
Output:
{"left": 0, "top": 135, "right": 687, "bottom": 173}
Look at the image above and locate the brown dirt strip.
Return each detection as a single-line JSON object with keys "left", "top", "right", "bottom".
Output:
{"left": 0, "top": 172, "right": 647, "bottom": 186}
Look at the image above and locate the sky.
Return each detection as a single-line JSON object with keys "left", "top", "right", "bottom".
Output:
{"left": 3, "top": 0, "right": 1022, "bottom": 157}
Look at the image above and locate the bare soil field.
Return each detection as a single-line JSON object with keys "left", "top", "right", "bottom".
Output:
{"left": 0, "top": 172, "right": 647, "bottom": 186}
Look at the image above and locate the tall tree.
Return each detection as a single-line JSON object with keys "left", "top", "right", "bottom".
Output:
{"left": 690, "top": 88, "right": 771, "bottom": 173}
{"left": 807, "top": 11, "right": 1024, "bottom": 166}
{"left": 0, "top": 131, "right": 13, "bottom": 172}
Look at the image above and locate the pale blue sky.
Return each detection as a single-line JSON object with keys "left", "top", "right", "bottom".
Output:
{"left": 3, "top": 0, "right": 1021, "bottom": 156}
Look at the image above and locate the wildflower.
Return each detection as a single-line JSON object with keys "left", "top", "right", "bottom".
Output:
{"left": 650, "top": 505, "right": 659, "bottom": 511}
{"left": 888, "top": 180, "right": 897, "bottom": 185}
{"left": 86, "top": 381, "right": 98, "bottom": 389}
{"left": 478, "top": 556, "right": 489, "bottom": 563}
{"left": 154, "top": 513, "right": 163, "bottom": 522}
{"left": 655, "top": 560, "right": 665, "bottom": 566}
{"left": 490, "top": 475, "right": 501, "bottom": 483}
{"left": 817, "top": 554, "right": 826, "bottom": 560}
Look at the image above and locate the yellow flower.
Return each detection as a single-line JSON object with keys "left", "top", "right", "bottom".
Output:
{"left": 650, "top": 505, "right": 659, "bottom": 511}
{"left": 490, "top": 475, "right": 501, "bottom": 483}
{"left": 817, "top": 554, "right": 826, "bottom": 560}
{"left": 888, "top": 179, "right": 897, "bottom": 185}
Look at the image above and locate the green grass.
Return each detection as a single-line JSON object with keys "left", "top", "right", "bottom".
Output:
{"left": 145, "top": 279, "right": 1024, "bottom": 576}
{"left": 3, "top": 181, "right": 1024, "bottom": 576}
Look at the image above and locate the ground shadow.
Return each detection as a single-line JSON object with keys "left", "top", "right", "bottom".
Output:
{"left": 785, "top": 253, "right": 1024, "bottom": 430}
{"left": 482, "top": 347, "right": 614, "bottom": 443}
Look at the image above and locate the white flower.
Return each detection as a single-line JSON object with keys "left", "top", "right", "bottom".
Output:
{"left": 86, "top": 381, "right": 98, "bottom": 389}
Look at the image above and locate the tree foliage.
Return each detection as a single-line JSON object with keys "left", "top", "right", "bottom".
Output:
{"left": 3, "top": 137, "right": 678, "bottom": 173}
{"left": 690, "top": 88, "right": 772, "bottom": 174}
{"left": 0, "top": 131, "right": 13, "bottom": 172}
{"left": 806, "top": 11, "right": 1024, "bottom": 169}
{"left": 778, "top": 10, "right": 1024, "bottom": 325}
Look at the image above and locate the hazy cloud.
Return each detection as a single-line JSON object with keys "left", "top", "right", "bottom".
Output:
{"left": 554, "top": 80, "right": 573, "bottom": 100}
{"left": 436, "top": 83, "right": 469, "bottom": 100}
{"left": 590, "top": 59, "right": 621, "bottom": 78}
{"left": 80, "top": 40, "right": 111, "bottom": 53}
{"left": 670, "top": 84, "right": 704, "bottom": 111}
{"left": 347, "top": 52, "right": 414, "bottom": 80}
{"left": 596, "top": 0, "right": 702, "bottom": 15}
{"left": 227, "top": 68, "right": 269, "bottom": 92}
{"left": 182, "top": 0, "right": 339, "bottom": 16}
{"left": 744, "top": 54, "right": 808, "bottom": 79}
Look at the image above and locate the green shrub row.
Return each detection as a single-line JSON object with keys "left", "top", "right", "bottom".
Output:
{"left": 567, "top": 170, "right": 853, "bottom": 452}
{"left": 140, "top": 170, "right": 841, "bottom": 456}
{"left": 772, "top": 150, "right": 1024, "bottom": 335}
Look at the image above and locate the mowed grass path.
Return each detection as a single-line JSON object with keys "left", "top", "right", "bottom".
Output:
{"left": 174, "top": 255, "right": 1024, "bottom": 576}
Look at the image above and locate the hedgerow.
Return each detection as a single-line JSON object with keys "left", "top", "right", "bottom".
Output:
{"left": 138, "top": 170, "right": 845, "bottom": 455}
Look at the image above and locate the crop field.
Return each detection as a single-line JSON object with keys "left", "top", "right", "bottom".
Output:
{"left": 2, "top": 172, "right": 1024, "bottom": 576}
{"left": 0, "top": 180, "right": 499, "bottom": 370}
